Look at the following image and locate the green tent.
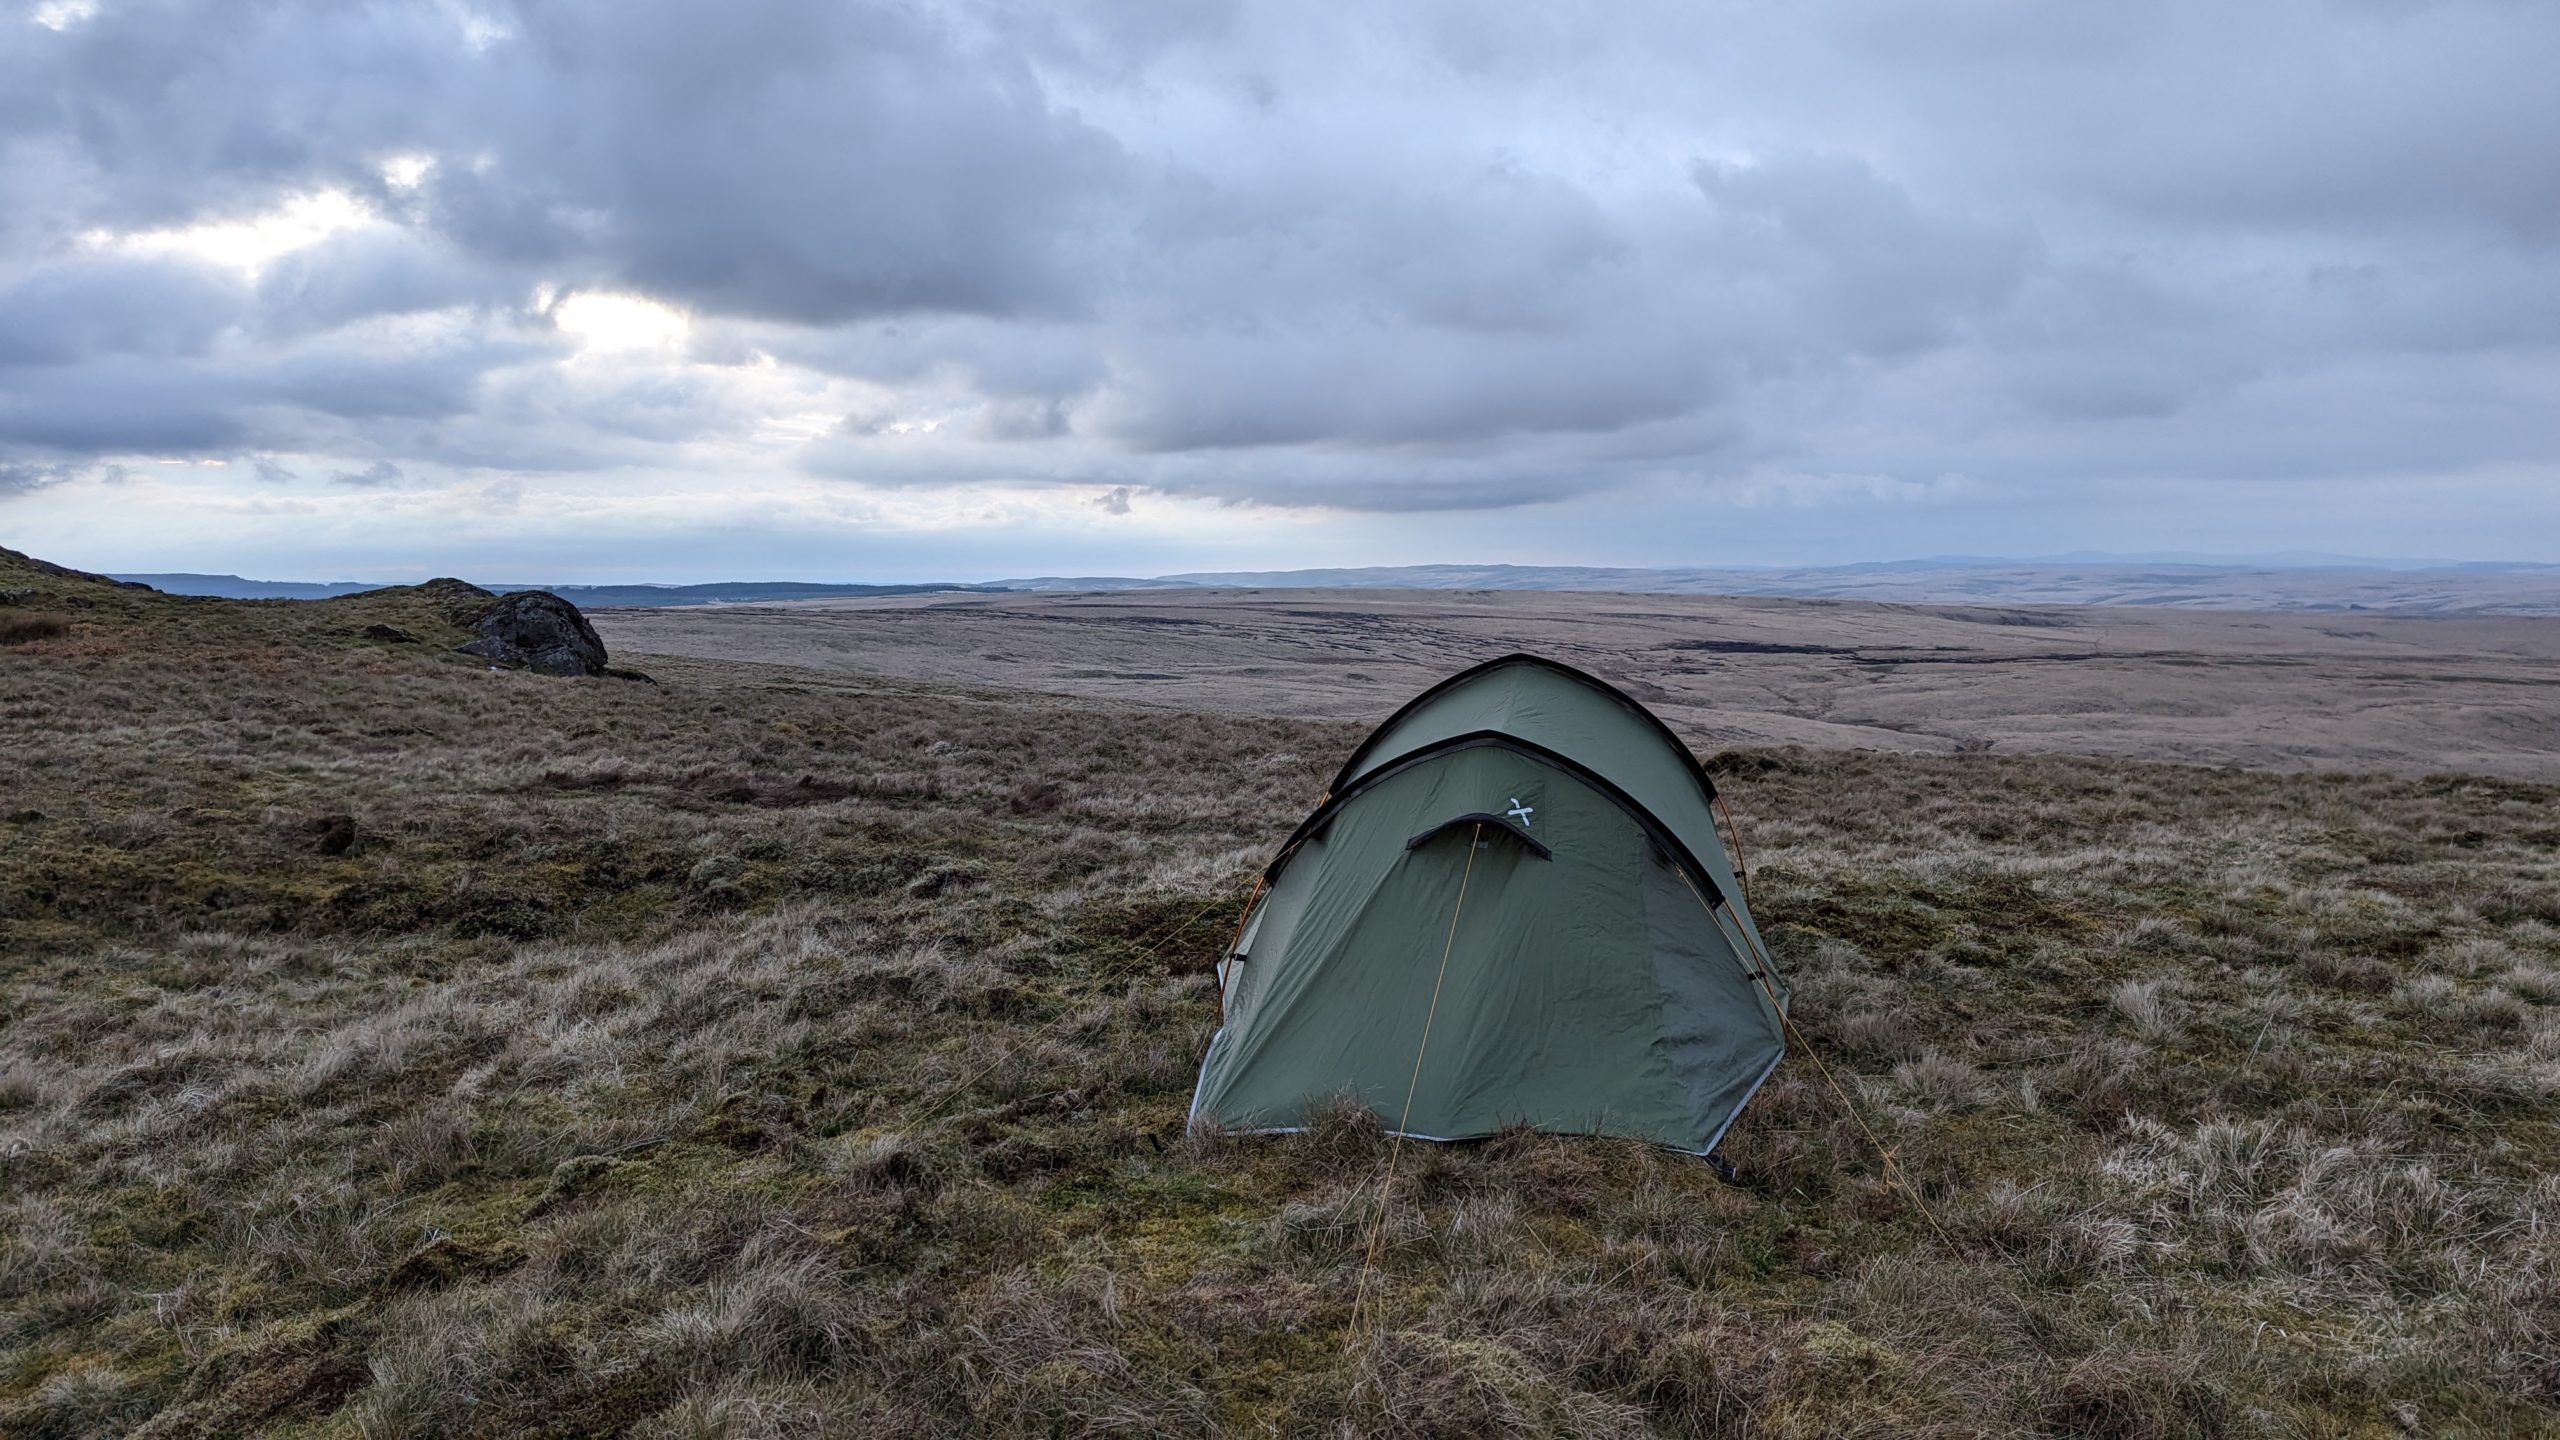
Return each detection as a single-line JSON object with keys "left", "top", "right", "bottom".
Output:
{"left": 1189, "top": 654, "right": 1789, "bottom": 1154}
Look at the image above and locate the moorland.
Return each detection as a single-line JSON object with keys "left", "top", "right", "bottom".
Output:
{"left": 600, "top": 587, "right": 2560, "bottom": 780}
{"left": 2, "top": 551, "right": 2556, "bottom": 1437}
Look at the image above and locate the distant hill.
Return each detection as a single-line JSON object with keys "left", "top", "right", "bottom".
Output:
{"left": 112, "top": 574, "right": 377, "bottom": 599}
{"left": 508, "top": 580, "right": 1005, "bottom": 607}
{"left": 992, "top": 559, "right": 2560, "bottom": 616}
{"left": 108, "top": 555, "right": 2560, "bottom": 616}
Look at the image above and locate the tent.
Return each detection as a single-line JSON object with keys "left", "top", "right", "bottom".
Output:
{"left": 1188, "top": 653, "right": 1789, "bottom": 1155}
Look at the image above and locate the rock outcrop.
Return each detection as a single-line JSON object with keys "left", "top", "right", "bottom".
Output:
{"left": 459, "top": 591, "right": 608, "bottom": 676}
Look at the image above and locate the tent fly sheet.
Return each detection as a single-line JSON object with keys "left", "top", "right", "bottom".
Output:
{"left": 1189, "top": 654, "right": 1789, "bottom": 1154}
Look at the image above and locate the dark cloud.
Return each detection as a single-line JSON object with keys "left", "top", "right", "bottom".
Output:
{"left": 0, "top": 0, "right": 2554, "bottom": 542}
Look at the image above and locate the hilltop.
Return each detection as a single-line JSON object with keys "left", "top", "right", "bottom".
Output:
{"left": 2, "top": 550, "right": 2556, "bottom": 1435}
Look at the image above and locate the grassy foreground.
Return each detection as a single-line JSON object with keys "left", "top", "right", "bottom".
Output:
{"left": 2, "top": 553, "right": 2556, "bottom": 1437}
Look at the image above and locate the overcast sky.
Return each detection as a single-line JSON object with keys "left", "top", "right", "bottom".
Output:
{"left": 3, "top": 0, "right": 2557, "bottom": 581}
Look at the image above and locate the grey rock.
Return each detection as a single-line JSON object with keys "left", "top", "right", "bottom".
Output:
{"left": 458, "top": 591, "right": 607, "bottom": 676}
{"left": 363, "top": 623, "right": 417, "bottom": 643}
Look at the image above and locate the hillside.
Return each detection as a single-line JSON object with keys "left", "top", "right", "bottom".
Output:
{"left": 2, "top": 552, "right": 2556, "bottom": 1436}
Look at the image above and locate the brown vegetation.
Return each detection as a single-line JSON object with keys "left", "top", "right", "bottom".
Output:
{"left": 0, "top": 613, "right": 68, "bottom": 645}
{"left": 2, "top": 550, "right": 2556, "bottom": 1435}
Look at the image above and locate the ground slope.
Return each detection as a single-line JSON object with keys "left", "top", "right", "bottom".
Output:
{"left": 2, "top": 560, "right": 2556, "bottom": 1437}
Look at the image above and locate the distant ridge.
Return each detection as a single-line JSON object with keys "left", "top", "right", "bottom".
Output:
{"left": 991, "top": 559, "right": 2560, "bottom": 616}
{"left": 109, "top": 556, "right": 2560, "bottom": 616}
{"left": 114, "top": 574, "right": 380, "bottom": 600}
{"left": 502, "top": 580, "right": 1004, "bottom": 607}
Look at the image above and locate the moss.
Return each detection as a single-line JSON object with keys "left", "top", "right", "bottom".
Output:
{"left": 120, "top": 1308, "right": 376, "bottom": 1440}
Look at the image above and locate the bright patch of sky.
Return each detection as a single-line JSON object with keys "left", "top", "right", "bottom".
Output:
{"left": 81, "top": 190, "right": 374, "bottom": 277}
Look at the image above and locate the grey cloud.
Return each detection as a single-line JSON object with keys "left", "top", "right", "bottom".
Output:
{"left": 251, "top": 230, "right": 511, "bottom": 338}
{"left": 0, "top": 459, "right": 78, "bottom": 496}
{"left": 2, "top": 0, "right": 2557, "bottom": 534}
{"left": 1087, "top": 151, "right": 2028, "bottom": 469}
{"left": 741, "top": 315, "right": 1112, "bottom": 402}
{"left": 0, "top": 256, "right": 244, "bottom": 367}
{"left": 1688, "top": 154, "right": 2031, "bottom": 361}
{"left": 0, "top": 3, "right": 459, "bottom": 233}
{"left": 974, "top": 398, "right": 1074, "bottom": 442}
{"left": 14, "top": 1, "right": 1127, "bottom": 321}
{"left": 0, "top": 305, "right": 547, "bottom": 460}
{"left": 1823, "top": 1, "right": 2560, "bottom": 241}
{"left": 251, "top": 340, "right": 496, "bottom": 422}
{"left": 438, "top": 4, "right": 1129, "bottom": 322}
{"left": 0, "top": 354, "right": 251, "bottom": 452}
{"left": 328, "top": 460, "right": 404, "bottom": 487}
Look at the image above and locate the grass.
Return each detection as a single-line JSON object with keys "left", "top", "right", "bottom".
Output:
{"left": 0, "top": 614, "right": 69, "bottom": 646}
{"left": 1, "top": 549, "right": 2556, "bottom": 1436}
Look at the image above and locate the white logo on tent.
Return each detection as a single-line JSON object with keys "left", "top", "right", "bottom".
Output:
{"left": 1506, "top": 797, "right": 1534, "bottom": 827}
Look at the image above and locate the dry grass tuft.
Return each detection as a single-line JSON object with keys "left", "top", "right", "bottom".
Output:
{"left": 0, "top": 612, "right": 68, "bottom": 645}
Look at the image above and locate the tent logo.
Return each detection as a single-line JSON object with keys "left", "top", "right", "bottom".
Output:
{"left": 1506, "top": 797, "right": 1535, "bottom": 827}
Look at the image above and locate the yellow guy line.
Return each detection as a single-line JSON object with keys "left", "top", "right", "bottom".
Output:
{"left": 1348, "top": 821, "right": 1481, "bottom": 1342}
{"left": 1712, "top": 791, "right": 1755, "bottom": 909}
{"left": 1679, "top": 865, "right": 1966, "bottom": 1256}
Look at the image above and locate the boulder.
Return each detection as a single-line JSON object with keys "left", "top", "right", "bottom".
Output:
{"left": 458, "top": 591, "right": 608, "bottom": 676}
{"left": 412, "top": 577, "right": 497, "bottom": 626}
